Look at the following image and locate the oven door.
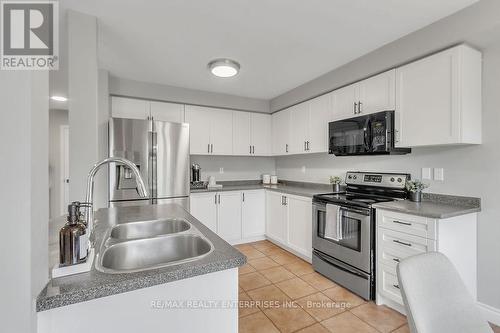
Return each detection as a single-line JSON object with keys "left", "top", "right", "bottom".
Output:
{"left": 313, "top": 202, "right": 372, "bottom": 273}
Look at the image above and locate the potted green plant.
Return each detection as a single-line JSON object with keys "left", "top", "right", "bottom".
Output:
{"left": 405, "top": 180, "right": 429, "bottom": 202}
{"left": 329, "top": 176, "right": 343, "bottom": 193}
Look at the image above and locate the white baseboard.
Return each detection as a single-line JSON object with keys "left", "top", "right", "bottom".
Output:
{"left": 477, "top": 301, "right": 500, "bottom": 326}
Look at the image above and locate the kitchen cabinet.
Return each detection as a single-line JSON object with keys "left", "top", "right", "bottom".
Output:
{"left": 189, "top": 192, "right": 217, "bottom": 232}
{"left": 271, "top": 108, "right": 291, "bottom": 155}
{"left": 233, "top": 111, "right": 271, "bottom": 156}
{"left": 185, "top": 105, "right": 233, "bottom": 155}
{"left": 111, "top": 96, "right": 149, "bottom": 120}
{"left": 217, "top": 191, "right": 242, "bottom": 242}
{"left": 241, "top": 190, "right": 266, "bottom": 239}
{"left": 111, "top": 97, "right": 185, "bottom": 122}
{"left": 289, "top": 103, "right": 310, "bottom": 154}
{"left": 150, "top": 101, "right": 184, "bottom": 122}
{"left": 331, "top": 70, "right": 395, "bottom": 120}
{"left": 265, "top": 191, "right": 313, "bottom": 260}
{"left": 376, "top": 209, "right": 477, "bottom": 314}
{"left": 395, "top": 45, "right": 482, "bottom": 147}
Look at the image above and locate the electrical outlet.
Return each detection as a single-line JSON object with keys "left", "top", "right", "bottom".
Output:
{"left": 301, "top": 166, "right": 306, "bottom": 173}
{"left": 433, "top": 168, "right": 444, "bottom": 181}
{"left": 422, "top": 168, "right": 432, "bottom": 180}
{"left": 219, "top": 167, "right": 224, "bottom": 174}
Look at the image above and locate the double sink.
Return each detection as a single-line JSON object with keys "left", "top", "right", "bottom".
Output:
{"left": 95, "top": 218, "right": 214, "bottom": 274}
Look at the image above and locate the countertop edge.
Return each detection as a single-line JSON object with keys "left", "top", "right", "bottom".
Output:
{"left": 373, "top": 203, "right": 481, "bottom": 219}
{"left": 36, "top": 254, "right": 246, "bottom": 312}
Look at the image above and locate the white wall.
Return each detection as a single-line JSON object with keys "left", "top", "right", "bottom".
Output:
{"left": 0, "top": 70, "right": 49, "bottom": 333}
{"left": 191, "top": 156, "right": 275, "bottom": 182}
{"left": 49, "top": 109, "right": 69, "bottom": 218}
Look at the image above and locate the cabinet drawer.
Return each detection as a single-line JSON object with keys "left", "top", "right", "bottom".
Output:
{"left": 377, "top": 264, "right": 403, "bottom": 305}
{"left": 378, "top": 210, "right": 436, "bottom": 239}
{"left": 378, "top": 227, "right": 437, "bottom": 266}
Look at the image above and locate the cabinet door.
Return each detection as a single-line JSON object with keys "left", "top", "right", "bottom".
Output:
{"left": 150, "top": 101, "right": 184, "bottom": 123}
{"left": 185, "top": 105, "right": 212, "bottom": 154}
{"left": 287, "top": 195, "right": 312, "bottom": 259}
{"left": 190, "top": 193, "right": 217, "bottom": 232}
{"left": 210, "top": 108, "right": 233, "bottom": 155}
{"left": 251, "top": 113, "right": 272, "bottom": 156}
{"left": 331, "top": 84, "right": 358, "bottom": 120}
{"left": 308, "top": 93, "right": 332, "bottom": 153}
{"left": 289, "top": 102, "right": 309, "bottom": 154}
{"left": 265, "top": 191, "right": 287, "bottom": 244}
{"left": 232, "top": 111, "right": 251, "bottom": 155}
{"left": 358, "top": 70, "right": 395, "bottom": 116}
{"left": 395, "top": 48, "right": 459, "bottom": 147}
{"left": 111, "top": 97, "right": 150, "bottom": 120}
{"left": 217, "top": 191, "right": 242, "bottom": 242}
{"left": 272, "top": 109, "right": 291, "bottom": 155}
{"left": 242, "top": 190, "right": 266, "bottom": 239}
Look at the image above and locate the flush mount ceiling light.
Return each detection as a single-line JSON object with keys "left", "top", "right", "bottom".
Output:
{"left": 208, "top": 58, "right": 240, "bottom": 78}
{"left": 51, "top": 95, "right": 68, "bottom": 102}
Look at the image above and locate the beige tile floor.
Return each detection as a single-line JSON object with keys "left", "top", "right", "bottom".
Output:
{"left": 236, "top": 240, "right": 500, "bottom": 333}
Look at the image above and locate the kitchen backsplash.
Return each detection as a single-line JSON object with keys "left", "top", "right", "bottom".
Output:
{"left": 191, "top": 155, "right": 276, "bottom": 182}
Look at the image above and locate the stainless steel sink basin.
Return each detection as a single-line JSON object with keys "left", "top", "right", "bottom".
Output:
{"left": 110, "top": 218, "right": 191, "bottom": 240}
{"left": 97, "top": 234, "right": 213, "bottom": 273}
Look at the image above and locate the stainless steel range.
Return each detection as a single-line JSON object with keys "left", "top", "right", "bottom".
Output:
{"left": 312, "top": 172, "right": 410, "bottom": 300}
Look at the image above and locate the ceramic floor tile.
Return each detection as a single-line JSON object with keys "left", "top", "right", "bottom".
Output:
{"left": 284, "top": 260, "right": 315, "bottom": 276}
{"left": 239, "top": 246, "right": 267, "bottom": 259}
{"left": 321, "top": 311, "right": 378, "bottom": 333}
{"left": 239, "top": 291, "right": 261, "bottom": 318}
{"left": 259, "top": 266, "right": 296, "bottom": 283}
{"left": 235, "top": 243, "right": 257, "bottom": 252}
{"left": 391, "top": 324, "right": 411, "bottom": 333}
{"left": 247, "top": 284, "right": 291, "bottom": 308}
{"left": 276, "top": 277, "right": 317, "bottom": 299}
{"left": 296, "top": 292, "right": 346, "bottom": 321}
{"left": 259, "top": 246, "right": 289, "bottom": 257}
{"left": 296, "top": 323, "right": 331, "bottom": 333}
{"left": 239, "top": 263, "right": 256, "bottom": 275}
{"left": 301, "top": 272, "right": 339, "bottom": 291}
{"left": 248, "top": 257, "right": 281, "bottom": 271}
{"left": 239, "top": 271, "right": 272, "bottom": 291}
{"left": 263, "top": 304, "right": 316, "bottom": 333}
{"left": 270, "top": 252, "right": 302, "bottom": 265}
{"left": 251, "top": 240, "right": 278, "bottom": 251}
{"left": 322, "top": 286, "right": 366, "bottom": 309}
{"left": 350, "top": 302, "right": 406, "bottom": 333}
{"left": 239, "top": 311, "right": 280, "bottom": 333}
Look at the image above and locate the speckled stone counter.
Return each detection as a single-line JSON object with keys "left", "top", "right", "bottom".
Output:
{"left": 36, "top": 204, "right": 246, "bottom": 312}
{"left": 373, "top": 193, "right": 481, "bottom": 219}
{"left": 191, "top": 180, "right": 332, "bottom": 198}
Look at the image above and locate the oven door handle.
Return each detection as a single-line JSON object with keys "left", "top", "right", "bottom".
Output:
{"left": 314, "top": 250, "right": 368, "bottom": 280}
{"left": 337, "top": 206, "right": 343, "bottom": 241}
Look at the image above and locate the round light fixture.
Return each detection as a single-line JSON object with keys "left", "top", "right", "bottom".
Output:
{"left": 51, "top": 95, "right": 68, "bottom": 102}
{"left": 208, "top": 58, "right": 240, "bottom": 78}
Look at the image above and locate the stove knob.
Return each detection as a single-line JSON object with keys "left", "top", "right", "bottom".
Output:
{"left": 397, "top": 178, "right": 402, "bottom": 183}
{"left": 348, "top": 175, "right": 352, "bottom": 179}
{"left": 353, "top": 175, "right": 357, "bottom": 180}
{"left": 390, "top": 177, "right": 395, "bottom": 182}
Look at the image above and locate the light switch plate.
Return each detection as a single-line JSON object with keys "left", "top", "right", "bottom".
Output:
{"left": 433, "top": 168, "right": 444, "bottom": 181}
{"left": 422, "top": 168, "right": 432, "bottom": 180}
{"left": 301, "top": 166, "right": 306, "bottom": 173}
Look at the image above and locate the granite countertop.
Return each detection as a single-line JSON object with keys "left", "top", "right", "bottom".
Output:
{"left": 190, "top": 180, "right": 332, "bottom": 198}
{"left": 373, "top": 193, "right": 481, "bottom": 219}
{"left": 37, "top": 204, "right": 246, "bottom": 312}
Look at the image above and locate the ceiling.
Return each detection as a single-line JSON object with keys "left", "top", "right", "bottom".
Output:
{"left": 51, "top": 0, "right": 479, "bottom": 105}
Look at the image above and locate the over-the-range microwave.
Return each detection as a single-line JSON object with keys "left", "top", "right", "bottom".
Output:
{"left": 328, "top": 110, "right": 411, "bottom": 156}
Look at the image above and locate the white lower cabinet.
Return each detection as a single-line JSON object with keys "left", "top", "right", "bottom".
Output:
{"left": 190, "top": 190, "right": 265, "bottom": 244}
{"left": 265, "top": 191, "right": 312, "bottom": 260}
{"left": 376, "top": 209, "right": 477, "bottom": 314}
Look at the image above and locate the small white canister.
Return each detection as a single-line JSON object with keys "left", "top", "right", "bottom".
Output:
{"left": 262, "top": 174, "right": 271, "bottom": 184}
{"left": 270, "top": 175, "right": 278, "bottom": 185}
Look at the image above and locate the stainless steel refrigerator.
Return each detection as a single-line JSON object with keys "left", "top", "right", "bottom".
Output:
{"left": 108, "top": 117, "right": 190, "bottom": 209}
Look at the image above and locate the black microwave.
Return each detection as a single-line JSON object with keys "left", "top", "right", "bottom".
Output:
{"left": 328, "top": 110, "right": 411, "bottom": 156}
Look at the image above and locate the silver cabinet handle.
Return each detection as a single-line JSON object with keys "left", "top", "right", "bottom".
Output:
{"left": 281, "top": 196, "right": 284, "bottom": 205}
{"left": 393, "top": 220, "right": 412, "bottom": 226}
{"left": 214, "top": 194, "right": 217, "bottom": 204}
{"left": 354, "top": 102, "right": 358, "bottom": 114}
{"left": 242, "top": 192, "right": 245, "bottom": 202}
{"left": 208, "top": 144, "right": 210, "bottom": 153}
{"left": 307, "top": 141, "right": 310, "bottom": 151}
{"left": 211, "top": 144, "right": 214, "bottom": 153}
{"left": 252, "top": 146, "right": 255, "bottom": 154}
{"left": 393, "top": 239, "right": 412, "bottom": 247}
{"left": 358, "top": 101, "right": 362, "bottom": 113}
{"left": 285, "top": 144, "right": 288, "bottom": 153}
{"left": 218, "top": 194, "right": 220, "bottom": 204}
{"left": 395, "top": 130, "right": 400, "bottom": 143}
{"left": 393, "top": 284, "right": 400, "bottom": 289}
{"left": 284, "top": 196, "right": 287, "bottom": 205}
{"left": 249, "top": 145, "right": 252, "bottom": 154}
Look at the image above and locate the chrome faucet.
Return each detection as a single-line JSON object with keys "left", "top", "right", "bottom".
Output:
{"left": 84, "top": 157, "right": 148, "bottom": 241}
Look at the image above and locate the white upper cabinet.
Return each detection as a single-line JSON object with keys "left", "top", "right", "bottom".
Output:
{"left": 395, "top": 45, "right": 482, "bottom": 147}
{"left": 358, "top": 70, "right": 395, "bottom": 115}
{"left": 111, "top": 97, "right": 150, "bottom": 120}
{"left": 272, "top": 108, "right": 291, "bottom": 155}
{"left": 233, "top": 111, "right": 272, "bottom": 156}
{"left": 289, "top": 102, "right": 310, "bottom": 154}
{"left": 250, "top": 113, "right": 272, "bottom": 156}
{"left": 185, "top": 105, "right": 233, "bottom": 155}
{"left": 150, "top": 101, "right": 184, "bottom": 123}
{"left": 307, "top": 93, "right": 333, "bottom": 153}
{"left": 331, "top": 84, "right": 358, "bottom": 120}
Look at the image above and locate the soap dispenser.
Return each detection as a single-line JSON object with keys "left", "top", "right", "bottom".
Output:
{"left": 59, "top": 201, "right": 88, "bottom": 266}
